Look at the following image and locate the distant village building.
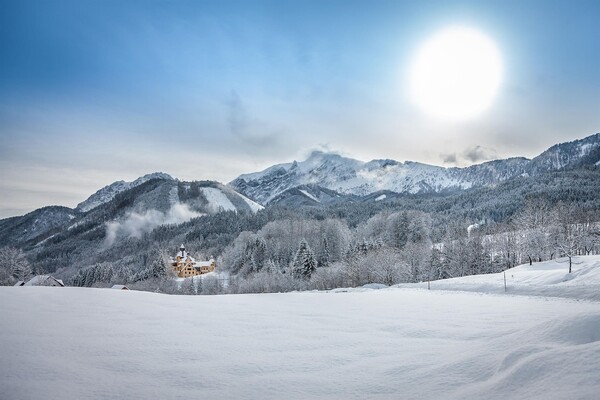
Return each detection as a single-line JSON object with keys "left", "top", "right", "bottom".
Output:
{"left": 170, "top": 244, "right": 216, "bottom": 278}
{"left": 15, "top": 275, "right": 65, "bottom": 287}
{"left": 111, "top": 285, "right": 130, "bottom": 290}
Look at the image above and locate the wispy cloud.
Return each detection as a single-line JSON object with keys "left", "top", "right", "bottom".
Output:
{"left": 464, "top": 145, "right": 498, "bottom": 163}
{"left": 442, "top": 153, "right": 457, "bottom": 164}
{"left": 104, "top": 203, "right": 203, "bottom": 246}
{"left": 441, "top": 145, "right": 498, "bottom": 166}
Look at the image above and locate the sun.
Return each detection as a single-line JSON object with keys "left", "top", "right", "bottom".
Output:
{"left": 408, "top": 26, "right": 503, "bottom": 121}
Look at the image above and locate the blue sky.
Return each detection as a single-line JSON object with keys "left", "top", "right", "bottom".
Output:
{"left": 0, "top": 0, "right": 599, "bottom": 217}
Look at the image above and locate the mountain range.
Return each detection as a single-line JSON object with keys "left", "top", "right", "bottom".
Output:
{"left": 0, "top": 178, "right": 262, "bottom": 249}
{"left": 0, "top": 132, "right": 598, "bottom": 250}
{"left": 230, "top": 133, "right": 600, "bottom": 205}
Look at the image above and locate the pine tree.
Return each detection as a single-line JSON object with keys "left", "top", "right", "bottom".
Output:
{"left": 150, "top": 257, "right": 167, "bottom": 279}
{"left": 292, "top": 239, "right": 316, "bottom": 279}
{"left": 389, "top": 212, "right": 410, "bottom": 249}
{"left": 429, "top": 247, "right": 448, "bottom": 280}
{"left": 317, "top": 236, "right": 330, "bottom": 268}
{"left": 114, "top": 266, "right": 133, "bottom": 284}
{"left": 264, "top": 259, "right": 279, "bottom": 274}
{"left": 149, "top": 250, "right": 167, "bottom": 279}
{"left": 83, "top": 267, "right": 95, "bottom": 287}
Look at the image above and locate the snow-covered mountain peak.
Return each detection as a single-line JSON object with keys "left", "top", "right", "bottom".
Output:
{"left": 364, "top": 159, "right": 401, "bottom": 170}
{"left": 132, "top": 172, "right": 174, "bottom": 186}
{"left": 76, "top": 172, "right": 174, "bottom": 213}
{"left": 230, "top": 133, "right": 600, "bottom": 205}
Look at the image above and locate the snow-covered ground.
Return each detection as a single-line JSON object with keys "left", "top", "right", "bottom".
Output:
{"left": 200, "top": 187, "right": 237, "bottom": 212}
{"left": 2, "top": 261, "right": 600, "bottom": 400}
{"left": 174, "top": 270, "right": 230, "bottom": 287}
{"left": 401, "top": 255, "right": 600, "bottom": 301}
{"left": 239, "top": 193, "right": 265, "bottom": 212}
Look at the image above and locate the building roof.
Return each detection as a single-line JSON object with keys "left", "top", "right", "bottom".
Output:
{"left": 197, "top": 260, "right": 214, "bottom": 267}
{"left": 14, "top": 280, "right": 25, "bottom": 286}
{"left": 24, "top": 275, "right": 65, "bottom": 287}
{"left": 111, "top": 285, "right": 129, "bottom": 290}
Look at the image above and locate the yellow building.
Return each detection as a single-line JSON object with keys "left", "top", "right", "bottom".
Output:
{"left": 170, "top": 244, "right": 215, "bottom": 278}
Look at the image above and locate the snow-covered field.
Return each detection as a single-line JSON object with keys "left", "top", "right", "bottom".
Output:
{"left": 2, "top": 258, "right": 600, "bottom": 399}
{"left": 402, "top": 255, "right": 600, "bottom": 301}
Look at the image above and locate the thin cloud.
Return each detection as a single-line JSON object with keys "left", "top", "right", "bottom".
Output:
{"left": 440, "top": 145, "right": 498, "bottom": 166}
{"left": 442, "top": 153, "right": 457, "bottom": 164}
{"left": 104, "top": 203, "right": 203, "bottom": 246}
{"left": 463, "top": 145, "right": 498, "bottom": 163}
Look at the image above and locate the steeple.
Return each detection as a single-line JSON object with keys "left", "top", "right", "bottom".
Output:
{"left": 179, "top": 244, "right": 185, "bottom": 258}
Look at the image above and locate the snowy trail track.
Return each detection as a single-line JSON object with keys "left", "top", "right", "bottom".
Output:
{"left": 1, "top": 286, "right": 600, "bottom": 399}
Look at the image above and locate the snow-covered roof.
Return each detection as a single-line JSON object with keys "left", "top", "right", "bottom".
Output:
{"left": 197, "top": 260, "right": 214, "bottom": 267}
{"left": 24, "top": 275, "right": 64, "bottom": 287}
{"left": 14, "top": 280, "right": 25, "bottom": 286}
{"left": 111, "top": 285, "right": 129, "bottom": 290}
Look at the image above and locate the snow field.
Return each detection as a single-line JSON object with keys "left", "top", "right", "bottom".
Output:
{"left": 238, "top": 193, "right": 264, "bottom": 212}
{"left": 1, "top": 285, "right": 599, "bottom": 400}
{"left": 401, "top": 256, "right": 600, "bottom": 301}
{"left": 200, "top": 187, "right": 237, "bottom": 212}
{"left": 299, "top": 189, "right": 321, "bottom": 203}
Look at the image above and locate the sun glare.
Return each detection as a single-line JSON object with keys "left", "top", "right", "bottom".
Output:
{"left": 408, "top": 26, "right": 503, "bottom": 121}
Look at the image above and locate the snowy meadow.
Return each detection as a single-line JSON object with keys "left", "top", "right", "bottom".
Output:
{"left": 2, "top": 275, "right": 600, "bottom": 400}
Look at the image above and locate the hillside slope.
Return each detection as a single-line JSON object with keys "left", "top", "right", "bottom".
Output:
{"left": 0, "top": 178, "right": 262, "bottom": 249}
{"left": 0, "top": 206, "right": 77, "bottom": 247}
{"left": 401, "top": 255, "right": 600, "bottom": 301}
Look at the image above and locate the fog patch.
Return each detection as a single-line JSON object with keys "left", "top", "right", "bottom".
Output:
{"left": 104, "top": 203, "right": 203, "bottom": 246}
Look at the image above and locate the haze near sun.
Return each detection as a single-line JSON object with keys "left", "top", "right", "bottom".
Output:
{"left": 408, "top": 26, "right": 503, "bottom": 121}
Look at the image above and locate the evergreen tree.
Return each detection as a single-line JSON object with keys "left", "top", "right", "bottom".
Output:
{"left": 114, "top": 266, "right": 133, "bottom": 284}
{"left": 292, "top": 239, "right": 317, "bottom": 279}
{"left": 317, "top": 236, "right": 330, "bottom": 268}
{"left": 149, "top": 250, "right": 167, "bottom": 279}
{"left": 264, "top": 259, "right": 279, "bottom": 274}
{"left": 253, "top": 237, "right": 267, "bottom": 272}
{"left": 83, "top": 267, "right": 95, "bottom": 287}
{"left": 389, "top": 212, "right": 410, "bottom": 249}
{"left": 429, "top": 247, "right": 447, "bottom": 280}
